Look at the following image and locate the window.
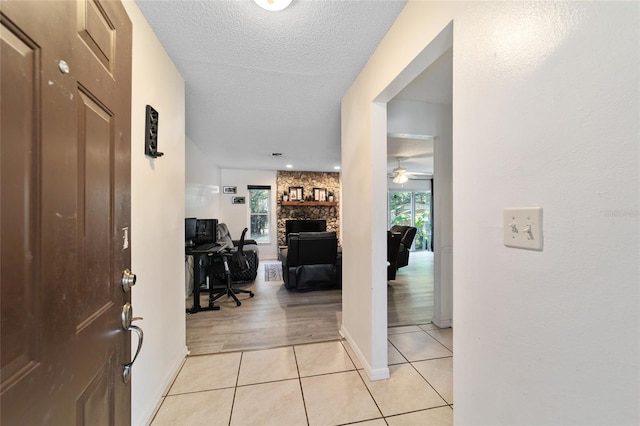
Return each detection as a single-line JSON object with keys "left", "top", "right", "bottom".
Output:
{"left": 248, "top": 186, "right": 270, "bottom": 243}
{"left": 388, "top": 189, "right": 432, "bottom": 251}
{"left": 413, "top": 191, "right": 432, "bottom": 251}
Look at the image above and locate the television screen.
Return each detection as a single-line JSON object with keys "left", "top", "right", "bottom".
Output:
{"left": 285, "top": 219, "right": 326, "bottom": 241}
{"left": 185, "top": 217, "right": 197, "bottom": 245}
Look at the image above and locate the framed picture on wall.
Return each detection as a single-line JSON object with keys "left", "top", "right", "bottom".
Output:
{"left": 223, "top": 186, "right": 237, "bottom": 194}
{"left": 289, "top": 186, "right": 303, "bottom": 201}
{"left": 232, "top": 196, "right": 245, "bottom": 204}
{"left": 313, "top": 188, "right": 327, "bottom": 201}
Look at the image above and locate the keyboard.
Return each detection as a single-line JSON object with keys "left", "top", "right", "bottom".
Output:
{"left": 195, "top": 243, "right": 220, "bottom": 251}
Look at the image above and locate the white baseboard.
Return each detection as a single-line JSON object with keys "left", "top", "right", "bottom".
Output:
{"left": 137, "top": 346, "right": 188, "bottom": 426}
{"left": 431, "top": 316, "right": 452, "bottom": 328}
{"left": 368, "top": 366, "right": 391, "bottom": 381}
{"left": 340, "top": 325, "right": 390, "bottom": 381}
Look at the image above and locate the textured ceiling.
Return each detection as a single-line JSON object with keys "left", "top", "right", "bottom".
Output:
{"left": 135, "top": 0, "right": 408, "bottom": 172}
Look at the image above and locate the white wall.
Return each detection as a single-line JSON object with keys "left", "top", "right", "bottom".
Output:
{"left": 220, "top": 169, "right": 278, "bottom": 259}
{"left": 343, "top": 1, "right": 639, "bottom": 424}
{"left": 185, "top": 136, "right": 221, "bottom": 219}
{"left": 388, "top": 99, "right": 447, "bottom": 137}
{"left": 122, "top": 2, "right": 187, "bottom": 425}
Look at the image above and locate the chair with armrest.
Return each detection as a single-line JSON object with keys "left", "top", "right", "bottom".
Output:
{"left": 387, "top": 230, "right": 402, "bottom": 280}
{"left": 218, "top": 222, "right": 257, "bottom": 246}
{"left": 280, "top": 231, "right": 341, "bottom": 291}
{"left": 208, "top": 228, "right": 255, "bottom": 306}
{"left": 390, "top": 225, "right": 417, "bottom": 269}
{"left": 216, "top": 223, "right": 259, "bottom": 282}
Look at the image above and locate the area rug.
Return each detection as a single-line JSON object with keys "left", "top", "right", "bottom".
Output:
{"left": 264, "top": 263, "right": 283, "bottom": 282}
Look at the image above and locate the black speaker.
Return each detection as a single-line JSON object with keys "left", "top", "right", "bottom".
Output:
{"left": 144, "top": 105, "right": 164, "bottom": 158}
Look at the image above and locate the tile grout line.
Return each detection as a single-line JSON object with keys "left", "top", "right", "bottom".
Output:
{"left": 424, "top": 329, "right": 453, "bottom": 352}
{"left": 387, "top": 336, "right": 452, "bottom": 414}
{"left": 408, "top": 359, "right": 450, "bottom": 407}
{"left": 383, "top": 405, "right": 451, "bottom": 422}
{"left": 388, "top": 329, "right": 453, "bottom": 361}
{"left": 197, "top": 337, "right": 346, "bottom": 358}
{"left": 165, "top": 386, "right": 236, "bottom": 397}
{"left": 291, "top": 346, "right": 311, "bottom": 426}
{"left": 387, "top": 338, "right": 410, "bottom": 364}
{"left": 404, "top": 329, "right": 453, "bottom": 407}
{"left": 227, "top": 351, "right": 244, "bottom": 426}
{"left": 352, "top": 358, "right": 386, "bottom": 423}
{"left": 147, "top": 396, "right": 164, "bottom": 426}
{"left": 339, "top": 340, "right": 364, "bottom": 372}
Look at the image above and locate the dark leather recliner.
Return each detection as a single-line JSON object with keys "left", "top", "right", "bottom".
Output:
{"left": 280, "top": 232, "right": 341, "bottom": 291}
{"left": 387, "top": 230, "right": 402, "bottom": 280}
{"left": 390, "top": 225, "right": 417, "bottom": 269}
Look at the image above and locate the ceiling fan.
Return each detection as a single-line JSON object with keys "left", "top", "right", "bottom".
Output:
{"left": 389, "top": 158, "right": 432, "bottom": 184}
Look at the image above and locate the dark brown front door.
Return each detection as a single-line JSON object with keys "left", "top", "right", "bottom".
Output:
{"left": 1, "top": 0, "right": 133, "bottom": 424}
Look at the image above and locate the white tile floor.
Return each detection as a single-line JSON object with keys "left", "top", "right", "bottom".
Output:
{"left": 151, "top": 326, "right": 453, "bottom": 426}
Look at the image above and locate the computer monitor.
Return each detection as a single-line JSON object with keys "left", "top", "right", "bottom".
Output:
{"left": 195, "top": 219, "right": 218, "bottom": 245}
{"left": 185, "top": 217, "right": 197, "bottom": 246}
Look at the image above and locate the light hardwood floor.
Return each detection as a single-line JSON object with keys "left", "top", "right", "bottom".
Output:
{"left": 186, "top": 251, "right": 433, "bottom": 355}
{"left": 388, "top": 250, "right": 434, "bottom": 327}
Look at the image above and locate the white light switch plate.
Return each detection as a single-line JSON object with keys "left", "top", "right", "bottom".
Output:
{"left": 503, "top": 207, "right": 543, "bottom": 250}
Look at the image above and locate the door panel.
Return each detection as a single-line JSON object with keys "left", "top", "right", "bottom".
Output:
{"left": 0, "top": 15, "right": 40, "bottom": 390}
{"left": 76, "top": 358, "right": 114, "bottom": 426}
{"left": 77, "top": 88, "right": 114, "bottom": 322}
{"left": 0, "top": 1, "right": 132, "bottom": 424}
{"left": 78, "top": 0, "right": 115, "bottom": 71}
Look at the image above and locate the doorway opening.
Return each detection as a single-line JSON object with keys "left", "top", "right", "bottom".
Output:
{"left": 379, "top": 22, "right": 453, "bottom": 344}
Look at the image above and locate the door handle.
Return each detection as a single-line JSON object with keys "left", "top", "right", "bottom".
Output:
{"left": 122, "top": 324, "right": 143, "bottom": 383}
{"left": 121, "top": 303, "right": 144, "bottom": 383}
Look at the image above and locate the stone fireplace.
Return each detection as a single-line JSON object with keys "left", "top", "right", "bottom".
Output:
{"left": 276, "top": 171, "right": 340, "bottom": 246}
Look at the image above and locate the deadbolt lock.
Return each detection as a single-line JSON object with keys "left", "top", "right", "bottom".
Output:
{"left": 121, "top": 269, "right": 137, "bottom": 293}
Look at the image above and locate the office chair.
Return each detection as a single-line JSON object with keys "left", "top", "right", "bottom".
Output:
{"left": 208, "top": 228, "right": 255, "bottom": 306}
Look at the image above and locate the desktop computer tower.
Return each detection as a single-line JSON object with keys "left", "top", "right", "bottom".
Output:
{"left": 195, "top": 219, "right": 218, "bottom": 246}
{"left": 195, "top": 219, "right": 218, "bottom": 288}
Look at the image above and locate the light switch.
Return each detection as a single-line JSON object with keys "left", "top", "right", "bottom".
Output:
{"left": 503, "top": 207, "right": 543, "bottom": 250}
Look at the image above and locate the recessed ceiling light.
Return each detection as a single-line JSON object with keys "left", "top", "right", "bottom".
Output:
{"left": 334, "top": 166, "right": 341, "bottom": 170}
{"left": 253, "top": 0, "right": 293, "bottom": 12}
{"left": 285, "top": 164, "right": 293, "bottom": 168}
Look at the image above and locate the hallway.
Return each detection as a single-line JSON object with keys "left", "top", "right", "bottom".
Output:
{"left": 152, "top": 324, "right": 453, "bottom": 425}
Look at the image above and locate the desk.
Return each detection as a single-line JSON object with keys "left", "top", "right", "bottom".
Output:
{"left": 185, "top": 242, "right": 230, "bottom": 314}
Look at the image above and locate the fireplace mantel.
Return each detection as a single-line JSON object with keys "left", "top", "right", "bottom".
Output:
{"left": 281, "top": 201, "right": 337, "bottom": 207}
